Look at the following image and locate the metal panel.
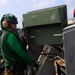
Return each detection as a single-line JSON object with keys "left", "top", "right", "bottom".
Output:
{"left": 25, "top": 24, "right": 63, "bottom": 45}
{"left": 63, "top": 25, "right": 75, "bottom": 75}
{"left": 23, "top": 5, "right": 67, "bottom": 27}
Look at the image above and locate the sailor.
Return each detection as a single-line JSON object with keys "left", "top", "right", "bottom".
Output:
{"left": 0, "top": 13, "right": 39, "bottom": 75}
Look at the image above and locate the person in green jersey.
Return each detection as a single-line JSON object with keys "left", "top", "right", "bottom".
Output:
{"left": 0, "top": 13, "right": 39, "bottom": 75}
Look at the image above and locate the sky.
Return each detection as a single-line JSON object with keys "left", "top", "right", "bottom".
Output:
{"left": 0, "top": 0, "right": 75, "bottom": 28}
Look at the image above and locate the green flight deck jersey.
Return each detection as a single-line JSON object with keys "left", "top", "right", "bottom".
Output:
{"left": 1, "top": 30, "right": 34, "bottom": 70}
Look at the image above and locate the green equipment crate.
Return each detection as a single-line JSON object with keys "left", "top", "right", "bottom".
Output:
{"left": 22, "top": 5, "right": 67, "bottom": 45}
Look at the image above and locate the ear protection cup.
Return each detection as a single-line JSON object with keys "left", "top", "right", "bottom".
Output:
{"left": 2, "top": 21, "right": 8, "bottom": 28}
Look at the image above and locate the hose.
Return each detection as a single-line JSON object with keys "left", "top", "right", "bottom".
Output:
{"left": 29, "top": 45, "right": 57, "bottom": 56}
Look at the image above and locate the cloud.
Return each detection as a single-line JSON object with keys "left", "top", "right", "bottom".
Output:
{"left": 32, "top": 0, "right": 55, "bottom": 8}
{"left": 65, "top": 0, "right": 72, "bottom": 5}
{"left": 0, "top": 0, "right": 8, "bottom": 7}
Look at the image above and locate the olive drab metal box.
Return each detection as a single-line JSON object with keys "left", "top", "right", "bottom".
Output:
{"left": 23, "top": 5, "right": 67, "bottom": 45}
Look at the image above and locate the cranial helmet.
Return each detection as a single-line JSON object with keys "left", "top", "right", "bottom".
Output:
{"left": 0, "top": 13, "right": 18, "bottom": 29}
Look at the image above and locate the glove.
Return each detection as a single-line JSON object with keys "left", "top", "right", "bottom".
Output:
{"left": 32, "top": 61, "right": 40, "bottom": 68}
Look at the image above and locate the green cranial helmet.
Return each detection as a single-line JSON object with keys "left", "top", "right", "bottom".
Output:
{"left": 0, "top": 13, "right": 18, "bottom": 29}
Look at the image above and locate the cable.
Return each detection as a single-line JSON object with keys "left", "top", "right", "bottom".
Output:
{"left": 29, "top": 45, "right": 57, "bottom": 56}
